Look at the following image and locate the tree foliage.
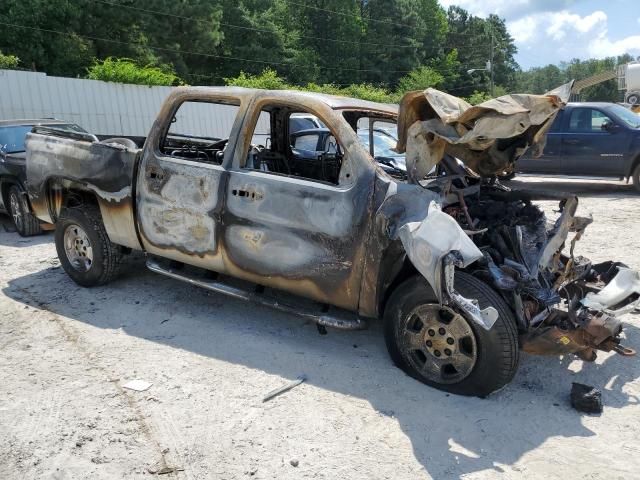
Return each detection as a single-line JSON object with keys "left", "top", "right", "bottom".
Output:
{"left": 0, "top": 0, "right": 636, "bottom": 101}
{"left": 225, "top": 69, "right": 396, "bottom": 103}
{"left": 86, "top": 57, "right": 182, "bottom": 86}
{"left": 514, "top": 54, "right": 637, "bottom": 102}
{"left": 0, "top": 50, "right": 19, "bottom": 69}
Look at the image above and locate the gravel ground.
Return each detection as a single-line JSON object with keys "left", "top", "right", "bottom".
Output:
{"left": 1, "top": 175, "right": 639, "bottom": 479}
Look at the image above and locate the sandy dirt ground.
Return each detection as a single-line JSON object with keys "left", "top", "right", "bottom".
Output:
{"left": 1, "top": 176, "right": 639, "bottom": 480}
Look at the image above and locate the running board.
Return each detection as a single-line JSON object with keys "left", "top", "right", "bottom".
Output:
{"left": 146, "top": 258, "right": 367, "bottom": 331}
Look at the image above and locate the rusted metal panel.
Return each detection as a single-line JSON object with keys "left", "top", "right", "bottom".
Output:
{"left": 396, "top": 83, "right": 573, "bottom": 180}
{"left": 24, "top": 85, "right": 639, "bottom": 361}
{"left": 25, "top": 132, "right": 142, "bottom": 250}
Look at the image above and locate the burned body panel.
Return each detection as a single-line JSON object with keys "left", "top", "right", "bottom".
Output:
{"left": 25, "top": 132, "right": 142, "bottom": 250}
{"left": 220, "top": 91, "right": 381, "bottom": 310}
{"left": 25, "top": 85, "right": 637, "bottom": 395}
{"left": 396, "top": 83, "right": 572, "bottom": 180}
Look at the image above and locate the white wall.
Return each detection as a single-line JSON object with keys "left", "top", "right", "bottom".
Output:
{"left": 0, "top": 69, "right": 247, "bottom": 138}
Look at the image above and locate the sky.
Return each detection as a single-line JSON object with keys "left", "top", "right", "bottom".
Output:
{"left": 439, "top": 0, "right": 640, "bottom": 69}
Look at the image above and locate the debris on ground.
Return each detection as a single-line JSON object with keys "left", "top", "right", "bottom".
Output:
{"left": 570, "top": 382, "right": 603, "bottom": 414}
{"left": 289, "top": 459, "right": 299, "bottom": 467}
{"left": 122, "top": 379, "right": 153, "bottom": 392}
{"left": 147, "top": 464, "right": 185, "bottom": 475}
{"left": 262, "top": 375, "right": 306, "bottom": 402}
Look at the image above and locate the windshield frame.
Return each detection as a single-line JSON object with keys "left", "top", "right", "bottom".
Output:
{"left": 607, "top": 104, "right": 640, "bottom": 128}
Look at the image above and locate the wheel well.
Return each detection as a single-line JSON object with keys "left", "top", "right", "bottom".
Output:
{"left": 47, "top": 181, "right": 99, "bottom": 222}
{"left": 378, "top": 256, "right": 420, "bottom": 316}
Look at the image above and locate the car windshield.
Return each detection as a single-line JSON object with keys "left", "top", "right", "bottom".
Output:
{"left": 0, "top": 126, "right": 34, "bottom": 154}
{"left": 0, "top": 123, "right": 86, "bottom": 154}
{"left": 609, "top": 104, "right": 640, "bottom": 128}
{"left": 290, "top": 117, "right": 318, "bottom": 133}
{"left": 358, "top": 130, "right": 401, "bottom": 158}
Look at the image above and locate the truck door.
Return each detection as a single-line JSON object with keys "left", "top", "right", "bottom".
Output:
{"left": 136, "top": 93, "right": 245, "bottom": 272}
{"left": 221, "top": 97, "right": 376, "bottom": 311}
{"left": 561, "top": 107, "right": 627, "bottom": 176}
{"left": 516, "top": 111, "right": 564, "bottom": 173}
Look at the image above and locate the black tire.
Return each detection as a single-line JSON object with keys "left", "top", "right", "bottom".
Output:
{"left": 633, "top": 163, "right": 640, "bottom": 194}
{"left": 384, "top": 272, "right": 519, "bottom": 397}
{"left": 8, "top": 185, "right": 42, "bottom": 237}
{"left": 627, "top": 93, "right": 639, "bottom": 106}
{"left": 55, "top": 205, "right": 123, "bottom": 287}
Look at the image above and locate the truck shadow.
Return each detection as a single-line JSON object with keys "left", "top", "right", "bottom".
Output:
{"left": 506, "top": 177, "right": 638, "bottom": 198}
{"left": 4, "top": 256, "right": 639, "bottom": 479}
{"left": 0, "top": 214, "right": 53, "bottom": 247}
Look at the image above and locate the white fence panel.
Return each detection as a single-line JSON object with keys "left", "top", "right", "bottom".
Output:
{"left": 0, "top": 70, "right": 242, "bottom": 138}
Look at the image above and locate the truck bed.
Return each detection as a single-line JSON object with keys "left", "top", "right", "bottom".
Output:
{"left": 25, "top": 128, "right": 143, "bottom": 250}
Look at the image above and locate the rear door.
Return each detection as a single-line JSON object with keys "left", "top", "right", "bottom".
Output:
{"left": 561, "top": 107, "right": 627, "bottom": 176}
{"left": 222, "top": 96, "right": 376, "bottom": 311}
{"left": 136, "top": 92, "right": 246, "bottom": 272}
{"left": 516, "top": 111, "right": 564, "bottom": 173}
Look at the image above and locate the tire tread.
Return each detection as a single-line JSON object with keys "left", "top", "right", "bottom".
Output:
{"left": 56, "top": 205, "right": 122, "bottom": 286}
{"left": 8, "top": 185, "right": 41, "bottom": 237}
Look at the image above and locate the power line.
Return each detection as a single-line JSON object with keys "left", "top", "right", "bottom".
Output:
{"left": 92, "top": 0, "right": 423, "bottom": 50}
{"left": 91, "top": 0, "right": 496, "bottom": 55}
{"left": 0, "top": 20, "right": 418, "bottom": 74}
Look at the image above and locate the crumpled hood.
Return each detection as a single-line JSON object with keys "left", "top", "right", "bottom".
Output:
{"left": 395, "top": 82, "right": 573, "bottom": 181}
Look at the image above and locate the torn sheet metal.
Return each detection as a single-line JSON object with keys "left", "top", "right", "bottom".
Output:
{"left": 582, "top": 268, "right": 640, "bottom": 315}
{"left": 394, "top": 201, "right": 498, "bottom": 330}
{"left": 396, "top": 82, "right": 573, "bottom": 181}
{"left": 397, "top": 201, "right": 483, "bottom": 302}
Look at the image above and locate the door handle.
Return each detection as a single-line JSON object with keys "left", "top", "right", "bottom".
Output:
{"left": 231, "top": 189, "right": 261, "bottom": 201}
{"left": 563, "top": 139, "right": 580, "bottom": 145}
{"left": 146, "top": 167, "right": 165, "bottom": 181}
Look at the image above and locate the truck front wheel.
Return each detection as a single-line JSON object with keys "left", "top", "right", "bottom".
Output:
{"left": 55, "top": 205, "right": 123, "bottom": 287}
{"left": 384, "top": 272, "right": 519, "bottom": 397}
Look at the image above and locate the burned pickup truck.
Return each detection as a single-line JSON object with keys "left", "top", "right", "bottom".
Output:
{"left": 25, "top": 86, "right": 639, "bottom": 396}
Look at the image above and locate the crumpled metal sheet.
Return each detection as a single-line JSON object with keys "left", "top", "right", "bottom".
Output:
{"left": 396, "top": 82, "right": 573, "bottom": 181}
{"left": 582, "top": 268, "right": 640, "bottom": 315}
{"left": 397, "top": 201, "right": 483, "bottom": 301}
{"left": 394, "top": 201, "right": 499, "bottom": 330}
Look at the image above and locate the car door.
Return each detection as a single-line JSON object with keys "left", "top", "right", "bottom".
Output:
{"left": 222, "top": 96, "right": 376, "bottom": 311}
{"left": 136, "top": 92, "right": 246, "bottom": 272}
{"left": 516, "top": 111, "right": 564, "bottom": 173}
{"left": 561, "top": 107, "right": 627, "bottom": 176}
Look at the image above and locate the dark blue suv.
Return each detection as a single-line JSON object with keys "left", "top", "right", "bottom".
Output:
{"left": 516, "top": 102, "right": 640, "bottom": 191}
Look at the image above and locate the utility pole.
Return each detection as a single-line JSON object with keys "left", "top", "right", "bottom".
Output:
{"left": 489, "top": 30, "right": 495, "bottom": 97}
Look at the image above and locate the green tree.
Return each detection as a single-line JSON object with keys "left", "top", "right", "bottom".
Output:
{"left": 0, "top": 51, "right": 19, "bottom": 69}
{"left": 86, "top": 57, "right": 182, "bottom": 86}
{"left": 397, "top": 66, "right": 444, "bottom": 93}
{"left": 444, "top": 7, "right": 518, "bottom": 97}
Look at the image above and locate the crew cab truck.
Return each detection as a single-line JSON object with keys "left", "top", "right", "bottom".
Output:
{"left": 516, "top": 102, "right": 640, "bottom": 190}
{"left": 25, "top": 87, "right": 638, "bottom": 397}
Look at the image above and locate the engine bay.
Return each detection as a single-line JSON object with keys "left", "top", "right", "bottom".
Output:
{"left": 424, "top": 164, "right": 638, "bottom": 361}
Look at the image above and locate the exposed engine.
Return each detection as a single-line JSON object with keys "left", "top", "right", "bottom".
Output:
{"left": 430, "top": 161, "right": 637, "bottom": 361}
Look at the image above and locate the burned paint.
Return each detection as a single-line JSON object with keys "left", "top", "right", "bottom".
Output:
{"left": 25, "top": 130, "right": 142, "bottom": 250}
{"left": 396, "top": 83, "right": 573, "bottom": 181}
{"left": 24, "top": 85, "right": 638, "bottom": 363}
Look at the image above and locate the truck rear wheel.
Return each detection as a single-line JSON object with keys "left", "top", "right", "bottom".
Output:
{"left": 55, "top": 205, "right": 123, "bottom": 287}
{"left": 384, "top": 272, "right": 519, "bottom": 397}
{"left": 633, "top": 163, "right": 640, "bottom": 193}
{"left": 8, "top": 185, "right": 42, "bottom": 237}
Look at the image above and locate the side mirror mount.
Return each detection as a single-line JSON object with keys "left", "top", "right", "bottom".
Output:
{"left": 601, "top": 120, "right": 619, "bottom": 133}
